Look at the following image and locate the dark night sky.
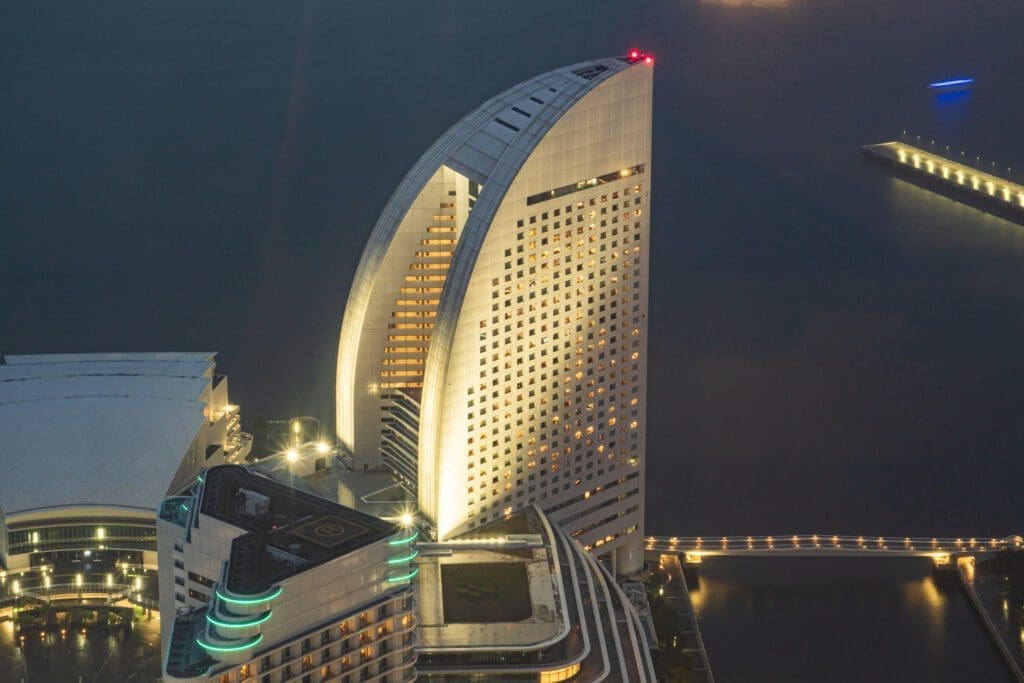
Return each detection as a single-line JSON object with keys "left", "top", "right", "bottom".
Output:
{"left": 3, "top": 0, "right": 1024, "bottom": 539}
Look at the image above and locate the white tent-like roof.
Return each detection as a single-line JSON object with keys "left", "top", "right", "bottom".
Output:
{"left": 0, "top": 352, "right": 215, "bottom": 514}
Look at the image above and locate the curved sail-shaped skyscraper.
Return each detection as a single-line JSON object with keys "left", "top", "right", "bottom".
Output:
{"left": 337, "top": 53, "right": 653, "bottom": 575}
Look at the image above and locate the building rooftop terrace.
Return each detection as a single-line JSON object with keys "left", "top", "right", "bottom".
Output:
{"left": 199, "top": 465, "right": 398, "bottom": 593}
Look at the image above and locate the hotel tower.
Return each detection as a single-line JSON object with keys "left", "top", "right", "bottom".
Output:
{"left": 337, "top": 53, "right": 653, "bottom": 576}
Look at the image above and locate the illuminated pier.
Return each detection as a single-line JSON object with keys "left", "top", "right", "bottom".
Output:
{"left": 863, "top": 141, "right": 1024, "bottom": 226}
{"left": 644, "top": 533, "right": 1023, "bottom": 568}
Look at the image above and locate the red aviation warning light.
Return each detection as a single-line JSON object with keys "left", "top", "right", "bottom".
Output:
{"left": 626, "top": 49, "right": 654, "bottom": 65}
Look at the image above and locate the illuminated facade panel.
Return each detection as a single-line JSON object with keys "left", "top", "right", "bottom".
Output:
{"left": 337, "top": 55, "right": 652, "bottom": 576}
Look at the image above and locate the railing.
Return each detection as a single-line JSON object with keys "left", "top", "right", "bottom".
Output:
{"left": 130, "top": 591, "right": 160, "bottom": 610}
{"left": 897, "top": 132, "right": 1021, "bottom": 183}
{"left": 645, "top": 534, "right": 1023, "bottom": 557}
{"left": 16, "top": 582, "right": 133, "bottom": 602}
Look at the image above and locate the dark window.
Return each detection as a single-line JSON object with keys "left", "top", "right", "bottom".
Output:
{"left": 526, "top": 165, "right": 646, "bottom": 206}
{"left": 493, "top": 118, "right": 519, "bottom": 133}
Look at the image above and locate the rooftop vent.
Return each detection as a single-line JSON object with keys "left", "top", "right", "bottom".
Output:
{"left": 238, "top": 488, "right": 270, "bottom": 518}
{"left": 571, "top": 64, "right": 610, "bottom": 81}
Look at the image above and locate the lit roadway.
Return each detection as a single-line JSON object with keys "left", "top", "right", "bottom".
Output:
{"left": 645, "top": 534, "right": 1024, "bottom": 564}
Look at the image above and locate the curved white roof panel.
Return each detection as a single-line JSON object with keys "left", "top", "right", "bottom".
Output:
{"left": 0, "top": 353, "right": 215, "bottom": 514}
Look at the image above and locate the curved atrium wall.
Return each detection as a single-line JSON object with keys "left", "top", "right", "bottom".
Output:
{"left": 336, "top": 55, "right": 652, "bottom": 576}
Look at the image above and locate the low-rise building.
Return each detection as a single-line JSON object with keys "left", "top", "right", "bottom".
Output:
{"left": 0, "top": 352, "right": 249, "bottom": 601}
{"left": 415, "top": 506, "right": 656, "bottom": 682}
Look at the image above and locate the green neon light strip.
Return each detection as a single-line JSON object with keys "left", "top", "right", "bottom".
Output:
{"left": 389, "top": 530, "right": 419, "bottom": 546}
{"left": 207, "top": 610, "right": 272, "bottom": 629}
{"left": 387, "top": 549, "right": 420, "bottom": 565}
{"left": 214, "top": 585, "right": 283, "bottom": 605}
{"left": 195, "top": 633, "right": 263, "bottom": 653}
{"left": 386, "top": 566, "right": 420, "bottom": 583}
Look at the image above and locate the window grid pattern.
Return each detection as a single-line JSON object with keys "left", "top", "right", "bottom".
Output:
{"left": 463, "top": 178, "right": 647, "bottom": 550}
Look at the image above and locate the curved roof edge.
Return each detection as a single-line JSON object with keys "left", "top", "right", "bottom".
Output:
{"left": 337, "top": 55, "right": 634, "bottom": 440}
{"left": 4, "top": 503, "right": 157, "bottom": 521}
{"left": 5, "top": 352, "right": 216, "bottom": 365}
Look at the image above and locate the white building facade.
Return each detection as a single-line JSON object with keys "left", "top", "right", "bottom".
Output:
{"left": 159, "top": 465, "right": 417, "bottom": 683}
{"left": 337, "top": 54, "right": 653, "bottom": 576}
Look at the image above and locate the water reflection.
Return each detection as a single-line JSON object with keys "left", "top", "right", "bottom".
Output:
{"left": 885, "top": 177, "right": 1024, "bottom": 257}
{"left": 688, "top": 558, "right": 1012, "bottom": 683}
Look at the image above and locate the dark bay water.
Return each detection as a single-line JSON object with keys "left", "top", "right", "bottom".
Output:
{"left": 4, "top": 1, "right": 1024, "bottom": 680}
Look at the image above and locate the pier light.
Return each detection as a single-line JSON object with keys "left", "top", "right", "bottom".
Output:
{"left": 44, "top": 576, "right": 50, "bottom": 589}
{"left": 13, "top": 579, "right": 20, "bottom": 595}
{"left": 912, "top": 155, "right": 921, "bottom": 169}
{"left": 956, "top": 170, "right": 965, "bottom": 184}
{"left": 925, "top": 160, "right": 935, "bottom": 174}
{"left": 985, "top": 181, "right": 996, "bottom": 196}
{"left": 1002, "top": 187, "right": 1012, "bottom": 202}
{"left": 76, "top": 573, "right": 83, "bottom": 587}
{"left": 971, "top": 176, "right": 981, "bottom": 190}
{"left": 941, "top": 166, "right": 950, "bottom": 179}
{"left": 1017, "top": 193, "right": 1024, "bottom": 207}
{"left": 898, "top": 149, "right": 908, "bottom": 163}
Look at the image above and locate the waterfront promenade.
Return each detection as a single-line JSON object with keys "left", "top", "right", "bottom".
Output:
{"left": 959, "top": 560, "right": 1024, "bottom": 682}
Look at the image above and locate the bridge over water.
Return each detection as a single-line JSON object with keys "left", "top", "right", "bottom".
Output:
{"left": 644, "top": 534, "right": 1024, "bottom": 565}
